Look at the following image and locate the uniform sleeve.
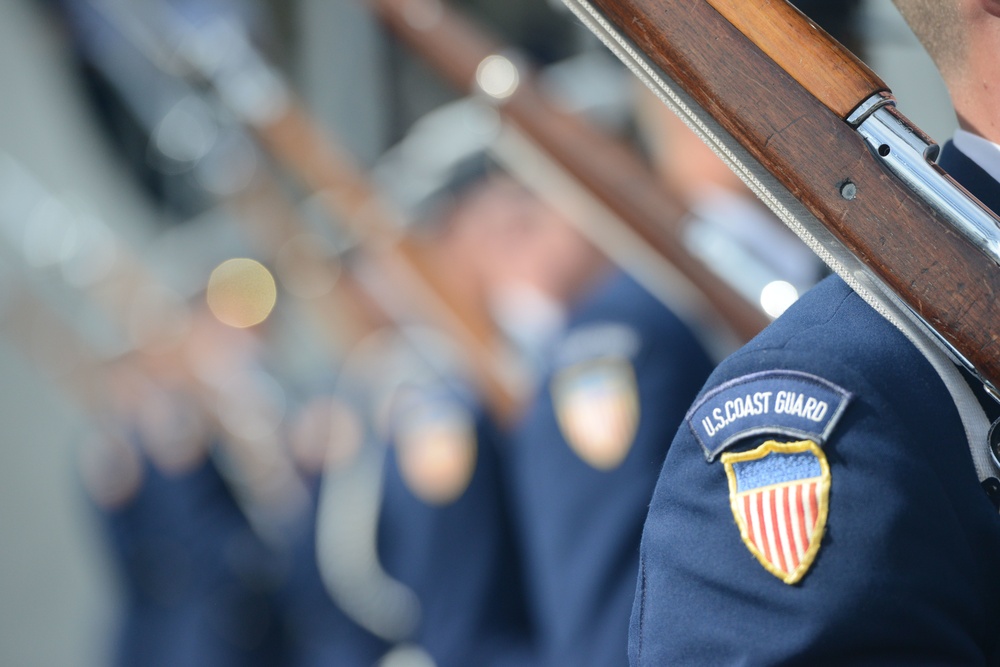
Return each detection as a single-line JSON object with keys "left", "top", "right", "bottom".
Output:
{"left": 99, "top": 446, "right": 289, "bottom": 667}
{"left": 629, "top": 350, "right": 1000, "bottom": 666}
{"left": 377, "top": 410, "right": 532, "bottom": 667}
{"left": 510, "top": 312, "right": 713, "bottom": 667}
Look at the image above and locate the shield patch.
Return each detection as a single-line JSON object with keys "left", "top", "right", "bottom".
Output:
{"left": 394, "top": 400, "right": 477, "bottom": 506}
{"left": 722, "top": 440, "right": 830, "bottom": 584}
{"left": 552, "top": 358, "right": 639, "bottom": 470}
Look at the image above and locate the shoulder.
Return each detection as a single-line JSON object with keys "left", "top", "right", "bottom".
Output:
{"left": 520, "top": 270, "right": 713, "bottom": 471}
{"left": 556, "top": 269, "right": 713, "bottom": 378}
{"left": 568, "top": 269, "right": 698, "bottom": 340}
{"left": 631, "top": 276, "right": 1000, "bottom": 665}
{"left": 547, "top": 269, "right": 714, "bottom": 417}
{"left": 690, "top": 274, "right": 969, "bottom": 474}
{"left": 721, "top": 275, "right": 933, "bottom": 402}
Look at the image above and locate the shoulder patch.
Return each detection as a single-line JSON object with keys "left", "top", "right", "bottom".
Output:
{"left": 686, "top": 370, "right": 852, "bottom": 462}
{"left": 552, "top": 357, "right": 639, "bottom": 470}
{"left": 394, "top": 399, "right": 477, "bottom": 506}
{"left": 722, "top": 440, "right": 830, "bottom": 584}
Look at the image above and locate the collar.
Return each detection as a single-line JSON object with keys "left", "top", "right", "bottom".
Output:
{"left": 941, "top": 131, "right": 1000, "bottom": 423}
{"left": 952, "top": 129, "right": 1000, "bottom": 186}
{"left": 938, "top": 139, "right": 1000, "bottom": 216}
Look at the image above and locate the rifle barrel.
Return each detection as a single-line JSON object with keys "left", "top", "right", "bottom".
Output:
{"left": 258, "top": 105, "right": 524, "bottom": 421}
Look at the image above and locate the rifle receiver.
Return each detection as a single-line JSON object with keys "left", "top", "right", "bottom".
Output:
{"left": 856, "top": 101, "right": 1000, "bottom": 266}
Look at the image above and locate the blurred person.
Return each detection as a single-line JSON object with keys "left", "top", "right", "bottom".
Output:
{"left": 499, "top": 175, "right": 716, "bottom": 667}
{"left": 370, "top": 65, "right": 726, "bottom": 663}
{"left": 364, "top": 101, "right": 541, "bottom": 666}
{"left": 371, "top": 90, "right": 714, "bottom": 667}
{"left": 81, "top": 300, "right": 296, "bottom": 667}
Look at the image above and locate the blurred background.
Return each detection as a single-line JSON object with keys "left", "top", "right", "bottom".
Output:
{"left": 0, "top": 0, "right": 955, "bottom": 665}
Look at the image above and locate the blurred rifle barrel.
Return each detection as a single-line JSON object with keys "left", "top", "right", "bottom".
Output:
{"left": 371, "top": 0, "right": 771, "bottom": 343}
{"left": 151, "top": 10, "right": 526, "bottom": 422}
{"left": 0, "top": 284, "right": 110, "bottom": 415}
{"left": 0, "top": 154, "right": 308, "bottom": 542}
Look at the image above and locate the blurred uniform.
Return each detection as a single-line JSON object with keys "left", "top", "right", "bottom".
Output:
{"left": 370, "top": 72, "right": 719, "bottom": 663}
{"left": 86, "top": 374, "right": 291, "bottom": 667}
{"left": 280, "top": 473, "right": 393, "bottom": 666}
{"left": 99, "top": 435, "right": 288, "bottom": 667}
{"left": 85, "top": 306, "right": 307, "bottom": 667}
{"left": 377, "top": 382, "right": 532, "bottom": 666}
{"left": 352, "top": 102, "right": 539, "bottom": 665}
{"left": 506, "top": 269, "right": 713, "bottom": 666}
{"left": 628, "top": 133, "right": 1000, "bottom": 666}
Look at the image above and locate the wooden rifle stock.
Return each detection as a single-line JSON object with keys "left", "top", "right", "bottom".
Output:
{"left": 565, "top": 0, "right": 1000, "bottom": 395}
{"left": 371, "top": 0, "right": 771, "bottom": 343}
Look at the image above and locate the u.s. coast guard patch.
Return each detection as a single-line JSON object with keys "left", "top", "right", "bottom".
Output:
{"left": 687, "top": 370, "right": 852, "bottom": 461}
{"left": 722, "top": 440, "right": 830, "bottom": 584}
{"left": 552, "top": 357, "right": 639, "bottom": 470}
{"left": 394, "top": 397, "right": 477, "bottom": 506}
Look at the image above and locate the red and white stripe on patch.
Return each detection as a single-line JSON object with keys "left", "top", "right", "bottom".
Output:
{"left": 722, "top": 440, "right": 831, "bottom": 584}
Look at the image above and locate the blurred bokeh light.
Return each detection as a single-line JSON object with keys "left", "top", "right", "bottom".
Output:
{"left": 206, "top": 257, "right": 277, "bottom": 328}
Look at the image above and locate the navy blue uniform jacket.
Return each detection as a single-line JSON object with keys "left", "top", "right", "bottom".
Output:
{"left": 510, "top": 270, "right": 714, "bottom": 666}
{"left": 378, "top": 401, "right": 533, "bottom": 666}
{"left": 99, "top": 439, "right": 287, "bottom": 667}
{"left": 629, "top": 144, "right": 1000, "bottom": 665}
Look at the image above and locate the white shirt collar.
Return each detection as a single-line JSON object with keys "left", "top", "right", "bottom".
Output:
{"left": 952, "top": 128, "right": 1000, "bottom": 184}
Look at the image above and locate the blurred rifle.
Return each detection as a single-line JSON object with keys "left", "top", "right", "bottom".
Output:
{"left": 60, "top": 0, "right": 401, "bottom": 355}
{"left": 0, "top": 154, "right": 309, "bottom": 543}
{"left": 562, "top": 0, "right": 1000, "bottom": 398}
{"left": 0, "top": 279, "right": 110, "bottom": 416}
{"left": 371, "top": 0, "right": 773, "bottom": 344}
{"left": 0, "top": 273, "right": 154, "bottom": 509}
{"left": 85, "top": 0, "right": 528, "bottom": 422}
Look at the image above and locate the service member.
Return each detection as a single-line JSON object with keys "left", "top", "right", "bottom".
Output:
{"left": 507, "top": 264, "right": 714, "bottom": 667}
{"left": 87, "top": 328, "right": 290, "bottom": 667}
{"left": 366, "top": 101, "right": 537, "bottom": 666}
{"left": 496, "top": 90, "right": 719, "bottom": 663}
{"left": 628, "top": 1, "right": 1000, "bottom": 664}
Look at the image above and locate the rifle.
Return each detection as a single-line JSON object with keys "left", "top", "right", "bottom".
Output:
{"left": 0, "top": 154, "right": 310, "bottom": 543}
{"left": 0, "top": 280, "right": 111, "bottom": 417}
{"left": 142, "top": 4, "right": 526, "bottom": 422}
{"left": 372, "top": 0, "right": 772, "bottom": 344}
{"left": 560, "top": 0, "right": 1000, "bottom": 398}
{"left": 75, "top": 0, "right": 525, "bottom": 423}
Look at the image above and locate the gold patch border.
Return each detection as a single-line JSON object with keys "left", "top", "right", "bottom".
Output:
{"left": 721, "top": 440, "right": 831, "bottom": 585}
{"left": 550, "top": 357, "right": 640, "bottom": 471}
